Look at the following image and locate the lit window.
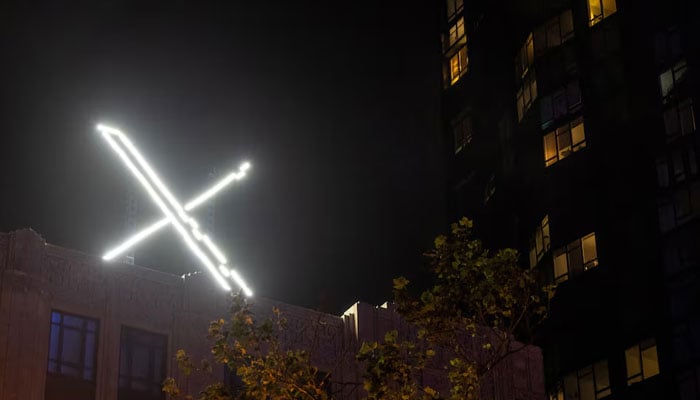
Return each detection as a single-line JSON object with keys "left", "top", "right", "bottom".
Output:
{"left": 543, "top": 117, "right": 586, "bottom": 167}
{"left": 446, "top": 0, "right": 464, "bottom": 21}
{"left": 449, "top": 17, "right": 465, "bottom": 48}
{"left": 551, "top": 360, "right": 611, "bottom": 400}
{"left": 516, "top": 72, "right": 537, "bottom": 121}
{"left": 529, "top": 215, "right": 551, "bottom": 268}
{"left": 552, "top": 232, "right": 598, "bottom": 284}
{"left": 46, "top": 311, "right": 99, "bottom": 400}
{"left": 663, "top": 99, "right": 696, "bottom": 139}
{"left": 659, "top": 60, "right": 687, "bottom": 104}
{"left": 533, "top": 10, "right": 574, "bottom": 56}
{"left": 625, "top": 339, "right": 660, "bottom": 385}
{"left": 540, "top": 81, "right": 582, "bottom": 129}
{"left": 452, "top": 114, "right": 474, "bottom": 154}
{"left": 516, "top": 33, "right": 534, "bottom": 79}
{"left": 588, "top": 0, "right": 617, "bottom": 26}
{"left": 448, "top": 46, "right": 469, "bottom": 85}
{"left": 118, "top": 326, "right": 167, "bottom": 400}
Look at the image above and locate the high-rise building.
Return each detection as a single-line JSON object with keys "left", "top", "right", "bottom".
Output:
{"left": 439, "top": 0, "right": 699, "bottom": 398}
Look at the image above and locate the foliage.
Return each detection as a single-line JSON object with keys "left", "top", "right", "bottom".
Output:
{"left": 164, "top": 294, "right": 331, "bottom": 400}
{"left": 357, "top": 217, "right": 553, "bottom": 400}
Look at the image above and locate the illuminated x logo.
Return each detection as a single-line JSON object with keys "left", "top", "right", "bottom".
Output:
{"left": 97, "top": 124, "right": 253, "bottom": 295}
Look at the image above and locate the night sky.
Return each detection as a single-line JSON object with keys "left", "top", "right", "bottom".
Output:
{"left": 0, "top": 1, "right": 446, "bottom": 313}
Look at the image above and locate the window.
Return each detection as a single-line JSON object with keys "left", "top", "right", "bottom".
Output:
{"left": 529, "top": 215, "right": 551, "bottom": 268}
{"left": 540, "top": 81, "right": 582, "bottom": 129}
{"left": 452, "top": 114, "right": 474, "bottom": 154}
{"left": 444, "top": 17, "right": 468, "bottom": 86}
{"left": 657, "top": 182, "right": 700, "bottom": 232}
{"left": 659, "top": 60, "right": 688, "bottom": 104}
{"left": 448, "top": 17, "right": 465, "bottom": 48}
{"left": 118, "top": 327, "right": 168, "bottom": 400}
{"left": 625, "top": 339, "right": 660, "bottom": 385}
{"left": 654, "top": 27, "right": 682, "bottom": 66}
{"left": 550, "top": 360, "right": 611, "bottom": 400}
{"left": 484, "top": 173, "right": 496, "bottom": 205}
{"left": 552, "top": 232, "right": 598, "bottom": 284}
{"left": 656, "top": 147, "right": 698, "bottom": 188}
{"left": 46, "top": 311, "right": 99, "bottom": 400}
{"left": 543, "top": 117, "right": 586, "bottom": 167}
{"left": 446, "top": 0, "right": 463, "bottom": 21}
{"left": 516, "top": 72, "right": 537, "bottom": 121}
{"left": 516, "top": 33, "right": 534, "bottom": 79}
{"left": 663, "top": 99, "right": 696, "bottom": 139}
{"left": 588, "top": 0, "right": 617, "bottom": 26}
{"left": 533, "top": 10, "right": 574, "bottom": 57}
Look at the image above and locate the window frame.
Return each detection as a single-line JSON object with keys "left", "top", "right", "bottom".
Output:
{"left": 543, "top": 117, "right": 586, "bottom": 167}
{"left": 552, "top": 232, "right": 598, "bottom": 284}
{"left": 625, "top": 339, "right": 660, "bottom": 385}
{"left": 47, "top": 310, "right": 99, "bottom": 382}
{"left": 533, "top": 10, "right": 574, "bottom": 57}
{"left": 118, "top": 326, "right": 168, "bottom": 400}
{"left": 550, "top": 360, "right": 611, "bottom": 400}
{"left": 588, "top": 0, "right": 617, "bottom": 27}
{"left": 452, "top": 113, "right": 474, "bottom": 154}
{"left": 529, "top": 215, "right": 551, "bottom": 268}
{"left": 516, "top": 71, "right": 538, "bottom": 121}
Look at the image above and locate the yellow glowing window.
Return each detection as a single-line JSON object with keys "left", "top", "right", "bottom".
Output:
{"left": 449, "top": 17, "right": 465, "bottom": 48}
{"left": 626, "top": 339, "right": 660, "bottom": 385}
{"left": 542, "top": 117, "right": 586, "bottom": 166}
{"left": 552, "top": 231, "right": 598, "bottom": 284}
{"left": 449, "top": 46, "right": 469, "bottom": 84}
{"left": 588, "top": 0, "right": 617, "bottom": 26}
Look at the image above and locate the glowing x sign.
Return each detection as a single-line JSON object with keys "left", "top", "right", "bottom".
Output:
{"left": 97, "top": 124, "right": 253, "bottom": 295}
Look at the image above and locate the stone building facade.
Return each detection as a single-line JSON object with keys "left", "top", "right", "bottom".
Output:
{"left": 0, "top": 228, "right": 544, "bottom": 399}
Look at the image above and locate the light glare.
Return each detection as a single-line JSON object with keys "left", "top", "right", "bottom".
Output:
{"left": 96, "top": 124, "right": 255, "bottom": 293}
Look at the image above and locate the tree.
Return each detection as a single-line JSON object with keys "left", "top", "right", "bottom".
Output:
{"left": 357, "top": 217, "right": 553, "bottom": 400}
{"left": 163, "top": 294, "right": 334, "bottom": 400}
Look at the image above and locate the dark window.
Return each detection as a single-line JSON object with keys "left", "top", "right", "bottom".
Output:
{"left": 540, "top": 81, "right": 582, "bottom": 129}
{"left": 659, "top": 60, "right": 688, "bottom": 104}
{"left": 452, "top": 114, "right": 474, "bottom": 154}
{"left": 654, "top": 27, "right": 683, "bottom": 66}
{"left": 45, "top": 311, "right": 99, "bottom": 400}
{"left": 118, "top": 327, "right": 167, "bottom": 400}
{"left": 663, "top": 99, "right": 696, "bottom": 140}
{"left": 533, "top": 10, "right": 574, "bottom": 57}
{"left": 657, "top": 182, "right": 700, "bottom": 233}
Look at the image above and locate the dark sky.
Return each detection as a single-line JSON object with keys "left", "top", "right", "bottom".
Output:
{"left": 0, "top": 1, "right": 445, "bottom": 313}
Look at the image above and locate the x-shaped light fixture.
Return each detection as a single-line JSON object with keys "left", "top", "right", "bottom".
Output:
{"left": 97, "top": 124, "right": 253, "bottom": 296}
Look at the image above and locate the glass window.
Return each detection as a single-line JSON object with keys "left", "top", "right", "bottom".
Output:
{"left": 449, "top": 17, "right": 466, "bottom": 48}
{"left": 446, "top": 0, "right": 464, "bottom": 21}
{"left": 555, "top": 360, "right": 611, "bottom": 400}
{"left": 516, "top": 72, "right": 537, "bottom": 121}
{"left": 47, "top": 310, "right": 99, "bottom": 381}
{"left": 626, "top": 339, "right": 660, "bottom": 385}
{"left": 118, "top": 326, "right": 168, "bottom": 400}
{"left": 452, "top": 114, "right": 473, "bottom": 154}
{"left": 516, "top": 33, "right": 534, "bottom": 79}
{"left": 449, "top": 46, "right": 469, "bottom": 85}
{"left": 529, "top": 215, "right": 551, "bottom": 268}
{"left": 46, "top": 311, "right": 99, "bottom": 400}
{"left": 534, "top": 10, "right": 574, "bottom": 56}
{"left": 588, "top": 0, "right": 617, "bottom": 26}
{"left": 543, "top": 118, "right": 586, "bottom": 166}
{"left": 659, "top": 60, "right": 687, "bottom": 103}
{"left": 552, "top": 232, "right": 598, "bottom": 284}
{"left": 656, "top": 158, "right": 670, "bottom": 188}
